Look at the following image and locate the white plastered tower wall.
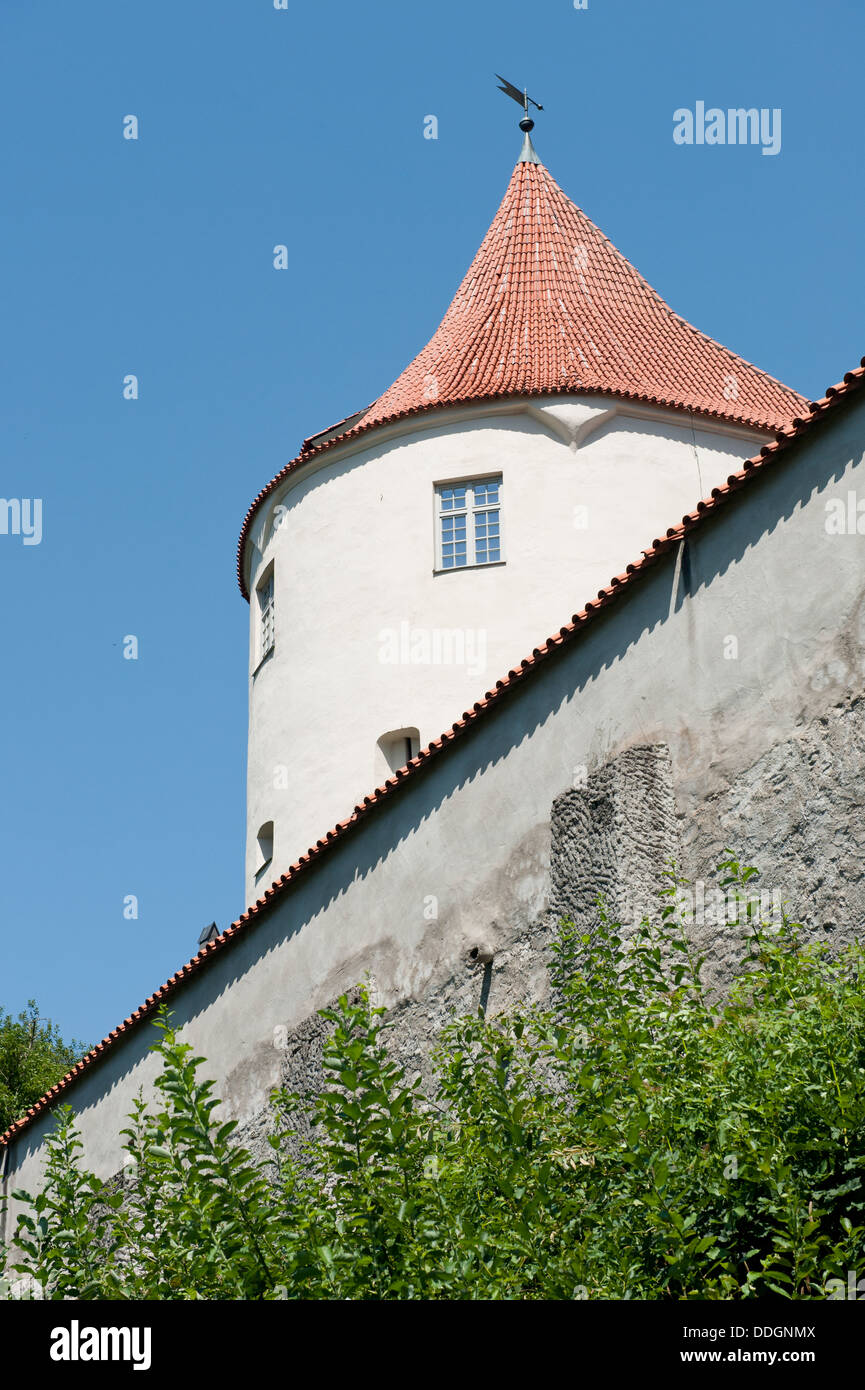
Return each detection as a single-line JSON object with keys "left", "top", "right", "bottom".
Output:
{"left": 238, "top": 132, "right": 807, "bottom": 902}
{"left": 242, "top": 393, "right": 766, "bottom": 900}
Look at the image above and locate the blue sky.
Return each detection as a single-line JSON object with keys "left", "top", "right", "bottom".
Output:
{"left": 1, "top": 0, "right": 862, "bottom": 1046}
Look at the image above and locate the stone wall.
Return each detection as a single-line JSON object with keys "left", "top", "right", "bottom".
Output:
{"left": 685, "top": 690, "right": 865, "bottom": 988}
{"left": 550, "top": 743, "right": 681, "bottom": 933}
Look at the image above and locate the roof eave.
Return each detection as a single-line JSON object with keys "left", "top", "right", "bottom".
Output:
{"left": 236, "top": 385, "right": 788, "bottom": 599}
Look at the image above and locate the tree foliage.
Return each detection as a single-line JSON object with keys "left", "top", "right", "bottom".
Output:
{"left": 0, "top": 1002, "right": 86, "bottom": 1135}
{"left": 4, "top": 858, "right": 865, "bottom": 1299}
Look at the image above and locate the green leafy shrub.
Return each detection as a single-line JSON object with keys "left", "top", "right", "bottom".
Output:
{"left": 4, "top": 858, "right": 865, "bottom": 1299}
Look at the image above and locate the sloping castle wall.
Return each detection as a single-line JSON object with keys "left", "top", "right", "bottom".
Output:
{"left": 3, "top": 389, "right": 865, "bottom": 1248}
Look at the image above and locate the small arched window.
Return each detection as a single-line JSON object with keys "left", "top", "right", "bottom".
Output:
{"left": 255, "top": 821, "right": 274, "bottom": 876}
{"left": 376, "top": 728, "right": 420, "bottom": 779}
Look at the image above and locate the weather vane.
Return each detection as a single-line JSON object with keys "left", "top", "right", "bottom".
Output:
{"left": 495, "top": 73, "right": 544, "bottom": 132}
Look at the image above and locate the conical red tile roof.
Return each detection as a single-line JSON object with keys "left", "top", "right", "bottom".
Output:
{"left": 237, "top": 139, "right": 808, "bottom": 596}
{"left": 357, "top": 142, "right": 805, "bottom": 434}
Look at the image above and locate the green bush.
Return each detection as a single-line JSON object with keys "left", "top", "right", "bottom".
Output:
{"left": 4, "top": 857, "right": 865, "bottom": 1299}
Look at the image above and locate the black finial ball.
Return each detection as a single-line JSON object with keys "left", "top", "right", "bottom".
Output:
{"left": 519, "top": 116, "right": 535, "bottom": 133}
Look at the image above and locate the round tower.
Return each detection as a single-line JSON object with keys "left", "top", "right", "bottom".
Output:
{"left": 237, "top": 131, "right": 805, "bottom": 903}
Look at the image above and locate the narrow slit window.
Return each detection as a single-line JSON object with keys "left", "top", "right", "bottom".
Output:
{"left": 436, "top": 477, "right": 502, "bottom": 570}
{"left": 257, "top": 568, "right": 275, "bottom": 661}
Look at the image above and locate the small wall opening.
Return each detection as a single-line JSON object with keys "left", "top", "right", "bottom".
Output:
{"left": 376, "top": 728, "right": 420, "bottom": 779}
{"left": 255, "top": 820, "right": 274, "bottom": 877}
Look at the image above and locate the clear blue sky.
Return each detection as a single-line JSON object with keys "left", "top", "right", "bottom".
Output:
{"left": 1, "top": 0, "right": 862, "bottom": 1046}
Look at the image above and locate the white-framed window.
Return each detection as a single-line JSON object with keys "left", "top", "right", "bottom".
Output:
{"left": 435, "top": 477, "right": 502, "bottom": 570}
{"left": 257, "top": 566, "right": 275, "bottom": 662}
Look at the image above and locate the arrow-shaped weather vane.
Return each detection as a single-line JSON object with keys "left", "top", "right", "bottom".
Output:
{"left": 495, "top": 73, "right": 544, "bottom": 131}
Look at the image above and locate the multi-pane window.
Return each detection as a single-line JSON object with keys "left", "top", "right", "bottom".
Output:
{"left": 257, "top": 569, "right": 275, "bottom": 661}
{"left": 436, "top": 477, "right": 502, "bottom": 569}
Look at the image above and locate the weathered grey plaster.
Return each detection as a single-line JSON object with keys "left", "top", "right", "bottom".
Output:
{"left": 684, "top": 690, "right": 865, "bottom": 988}
{"left": 550, "top": 744, "right": 681, "bottom": 934}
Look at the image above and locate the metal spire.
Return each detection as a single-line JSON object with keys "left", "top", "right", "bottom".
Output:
{"left": 495, "top": 73, "right": 544, "bottom": 163}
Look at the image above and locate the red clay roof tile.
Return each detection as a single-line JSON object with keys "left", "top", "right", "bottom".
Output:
{"left": 359, "top": 155, "right": 805, "bottom": 435}
{"left": 236, "top": 152, "right": 805, "bottom": 597}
